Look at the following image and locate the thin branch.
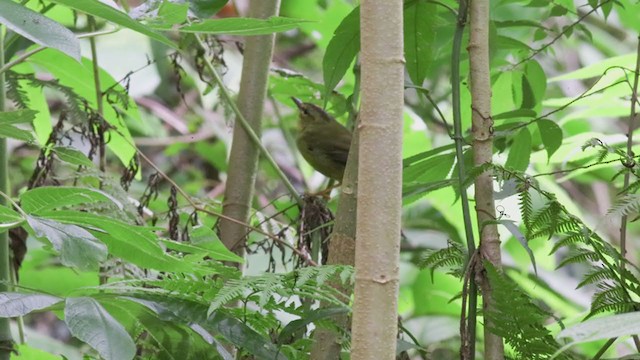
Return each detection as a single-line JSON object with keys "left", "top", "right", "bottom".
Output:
{"left": 191, "top": 34, "right": 301, "bottom": 204}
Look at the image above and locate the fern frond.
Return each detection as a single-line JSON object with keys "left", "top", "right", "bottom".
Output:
{"left": 557, "top": 248, "right": 599, "bottom": 269}
{"left": 518, "top": 186, "right": 534, "bottom": 232}
{"left": 608, "top": 194, "right": 640, "bottom": 218}
{"left": 577, "top": 266, "right": 615, "bottom": 288}
{"left": 550, "top": 231, "right": 586, "bottom": 254}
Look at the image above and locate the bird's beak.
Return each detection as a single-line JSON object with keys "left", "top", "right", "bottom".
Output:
{"left": 291, "top": 97, "right": 303, "bottom": 109}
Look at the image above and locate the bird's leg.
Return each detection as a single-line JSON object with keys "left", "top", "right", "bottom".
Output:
{"left": 308, "top": 179, "right": 341, "bottom": 199}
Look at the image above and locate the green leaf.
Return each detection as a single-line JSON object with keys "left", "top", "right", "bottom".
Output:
{"left": 493, "top": 109, "right": 537, "bottom": 121}
{"left": 0, "top": 0, "right": 80, "bottom": 61}
{"left": 20, "top": 186, "right": 122, "bottom": 214}
{"left": 558, "top": 312, "right": 640, "bottom": 344}
{"left": 525, "top": 60, "right": 547, "bottom": 105}
{"left": 505, "top": 128, "right": 531, "bottom": 172}
{"left": 48, "top": 0, "right": 175, "bottom": 48}
{"left": 499, "top": 220, "right": 537, "bottom": 275}
{"left": 404, "top": 0, "right": 436, "bottom": 86}
{"left": 27, "top": 49, "right": 138, "bottom": 165}
{"left": 404, "top": 152, "right": 456, "bottom": 184}
{"left": 26, "top": 216, "right": 108, "bottom": 271}
{"left": 0, "top": 124, "right": 35, "bottom": 142}
{"left": 322, "top": 6, "right": 360, "bottom": 99}
{"left": 188, "top": 0, "right": 229, "bottom": 18}
{"left": 278, "top": 307, "right": 349, "bottom": 344}
{"left": 549, "top": 53, "right": 635, "bottom": 82}
{"left": 0, "top": 206, "right": 23, "bottom": 230}
{"left": 128, "top": 297, "right": 286, "bottom": 360}
{"left": 52, "top": 146, "right": 94, "bottom": 167}
{"left": 39, "top": 210, "right": 208, "bottom": 273}
{"left": 65, "top": 297, "right": 136, "bottom": 360}
{"left": 0, "top": 293, "right": 62, "bottom": 317}
{"left": 160, "top": 237, "right": 243, "bottom": 263}
{"left": 0, "top": 109, "right": 38, "bottom": 125}
{"left": 179, "top": 17, "right": 311, "bottom": 35}
{"left": 536, "top": 119, "right": 563, "bottom": 161}
{"left": 157, "top": 0, "right": 188, "bottom": 25}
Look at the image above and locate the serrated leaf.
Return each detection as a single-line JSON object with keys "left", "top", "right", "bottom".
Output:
{"left": 323, "top": 6, "right": 360, "bottom": 99}
{"left": 505, "top": 128, "right": 531, "bottom": 172}
{"left": 52, "top": 146, "right": 94, "bottom": 167}
{"left": 537, "top": 119, "right": 563, "bottom": 161}
{"left": 0, "top": 293, "right": 62, "bottom": 317}
{"left": 0, "top": 0, "right": 80, "bottom": 61}
{"left": 47, "top": 0, "right": 175, "bottom": 48}
{"left": 65, "top": 297, "right": 136, "bottom": 360}
{"left": 404, "top": 0, "right": 436, "bottom": 85}
{"left": 27, "top": 216, "right": 107, "bottom": 271}
{"left": 0, "top": 109, "right": 38, "bottom": 125}
{"left": 179, "top": 17, "right": 310, "bottom": 35}
{"left": 20, "top": 186, "right": 122, "bottom": 213}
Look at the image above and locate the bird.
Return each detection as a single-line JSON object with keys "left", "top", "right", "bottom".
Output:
{"left": 291, "top": 97, "right": 352, "bottom": 182}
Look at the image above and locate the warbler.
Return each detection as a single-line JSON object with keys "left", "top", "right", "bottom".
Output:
{"left": 292, "top": 98, "right": 352, "bottom": 182}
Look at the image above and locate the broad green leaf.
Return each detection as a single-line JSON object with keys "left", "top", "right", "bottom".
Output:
{"left": 505, "top": 128, "right": 531, "bottom": 172}
{"left": 0, "top": 110, "right": 37, "bottom": 142}
{"left": 52, "top": 146, "right": 94, "bottom": 167}
{"left": 493, "top": 109, "right": 537, "bottom": 121}
{"left": 616, "top": 0, "right": 640, "bottom": 32}
{"left": 499, "top": 220, "right": 537, "bottom": 275}
{"left": 403, "top": 152, "right": 455, "bottom": 184}
{"left": 0, "top": 109, "right": 38, "bottom": 125}
{"left": 536, "top": 119, "right": 563, "bottom": 161}
{"left": 47, "top": 0, "right": 175, "bottom": 48}
{"left": 0, "top": 293, "right": 62, "bottom": 317}
{"left": 0, "top": 206, "right": 23, "bottom": 229}
{"left": 157, "top": 0, "right": 188, "bottom": 25}
{"left": 27, "top": 49, "right": 138, "bottom": 165}
{"left": 322, "top": 6, "right": 360, "bottom": 99}
{"left": 65, "top": 297, "right": 136, "bottom": 360}
{"left": 20, "top": 187, "right": 121, "bottom": 214}
{"left": 26, "top": 216, "right": 108, "bottom": 271}
{"left": 549, "top": 53, "right": 635, "bottom": 82}
{"left": 0, "top": 0, "right": 80, "bottom": 61}
{"left": 0, "top": 125, "right": 35, "bottom": 142}
{"left": 179, "top": 17, "right": 311, "bottom": 35}
{"left": 39, "top": 210, "right": 208, "bottom": 273}
{"left": 558, "top": 312, "right": 640, "bottom": 344}
{"left": 520, "top": 75, "right": 536, "bottom": 110}
{"left": 404, "top": 0, "right": 436, "bottom": 86}
{"left": 160, "top": 238, "right": 243, "bottom": 263}
{"left": 128, "top": 297, "right": 286, "bottom": 360}
{"left": 189, "top": 0, "right": 229, "bottom": 18}
{"left": 278, "top": 307, "right": 348, "bottom": 344}
{"left": 525, "top": 60, "right": 546, "bottom": 106}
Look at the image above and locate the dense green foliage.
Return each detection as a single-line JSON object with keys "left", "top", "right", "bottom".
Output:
{"left": 1, "top": 0, "right": 640, "bottom": 359}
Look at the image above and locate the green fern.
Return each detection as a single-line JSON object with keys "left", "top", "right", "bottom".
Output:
{"left": 484, "top": 263, "right": 576, "bottom": 360}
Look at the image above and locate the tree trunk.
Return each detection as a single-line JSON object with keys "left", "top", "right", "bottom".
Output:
{"left": 350, "top": 0, "right": 404, "bottom": 358}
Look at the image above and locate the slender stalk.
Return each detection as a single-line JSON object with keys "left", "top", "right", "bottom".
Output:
{"left": 620, "top": 37, "right": 640, "bottom": 266}
{"left": 192, "top": 34, "right": 300, "bottom": 205}
{"left": 451, "top": 1, "right": 478, "bottom": 358}
{"left": 619, "top": 35, "right": 640, "bottom": 353}
{"left": 0, "top": 26, "right": 14, "bottom": 360}
{"left": 351, "top": 0, "right": 404, "bottom": 357}
{"left": 216, "top": 0, "right": 282, "bottom": 260}
{"left": 468, "top": 0, "right": 504, "bottom": 358}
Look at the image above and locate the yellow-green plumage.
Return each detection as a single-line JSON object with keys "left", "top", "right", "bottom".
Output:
{"left": 292, "top": 98, "right": 352, "bottom": 181}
